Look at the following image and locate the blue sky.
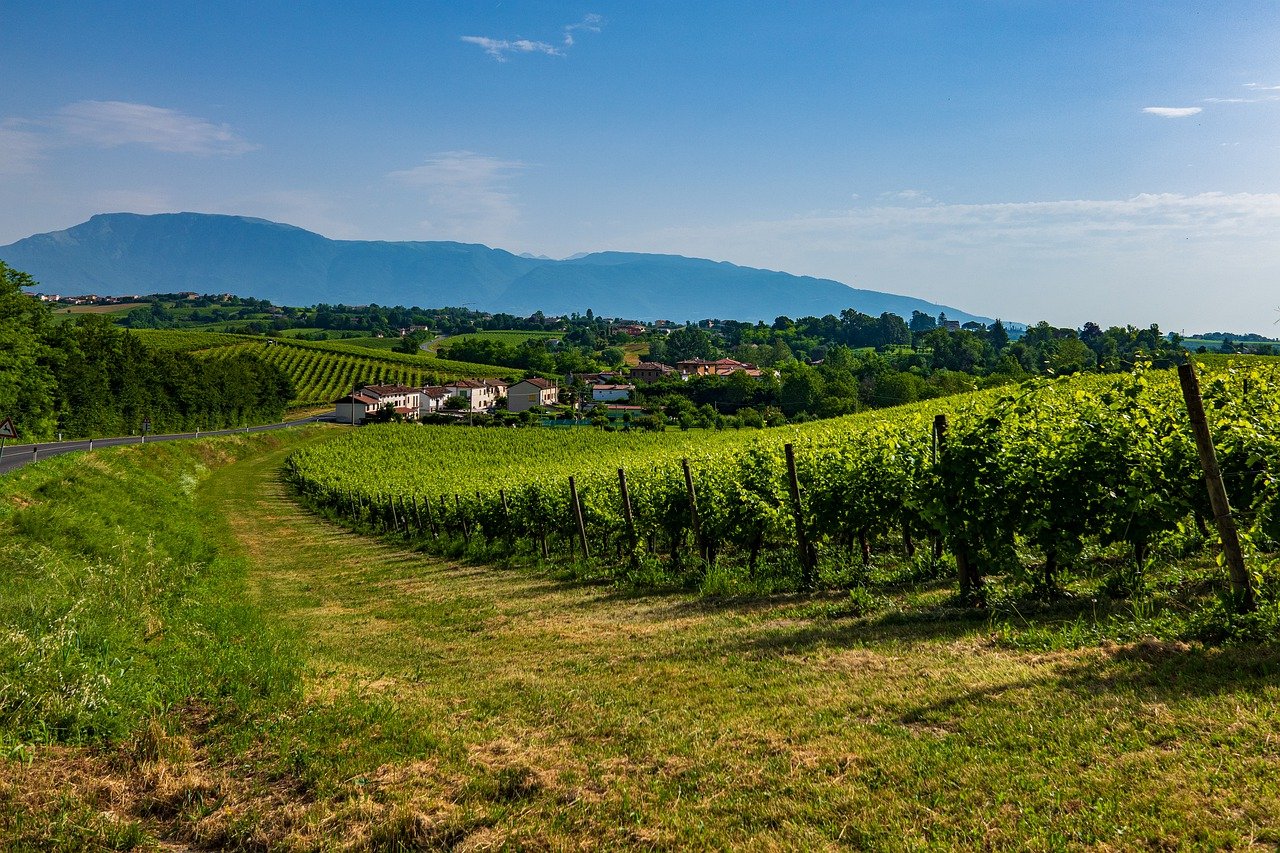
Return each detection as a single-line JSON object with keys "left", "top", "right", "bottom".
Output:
{"left": 2, "top": 1, "right": 1278, "bottom": 333}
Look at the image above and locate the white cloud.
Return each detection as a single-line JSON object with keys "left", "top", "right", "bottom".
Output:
{"left": 388, "top": 151, "right": 525, "bottom": 242}
{"left": 56, "top": 100, "right": 256, "bottom": 155}
{"left": 0, "top": 121, "right": 44, "bottom": 175}
{"left": 879, "top": 189, "right": 935, "bottom": 204}
{"left": 462, "top": 13, "right": 602, "bottom": 61}
{"left": 1202, "top": 83, "right": 1280, "bottom": 105}
{"left": 1142, "top": 106, "right": 1202, "bottom": 118}
{"left": 460, "top": 36, "right": 561, "bottom": 61}
{"left": 562, "top": 13, "right": 603, "bottom": 47}
{"left": 624, "top": 193, "right": 1280, "bottom": 332}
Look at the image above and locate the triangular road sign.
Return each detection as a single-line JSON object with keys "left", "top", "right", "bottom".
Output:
{"left": 0, "top": 418, "right": 16, "bottom": 439}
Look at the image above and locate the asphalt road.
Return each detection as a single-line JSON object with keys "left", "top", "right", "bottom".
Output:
{"left": 0, "top": 415, "right": 333, "bottom": 477}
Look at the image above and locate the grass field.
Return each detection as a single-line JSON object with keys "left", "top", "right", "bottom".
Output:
{"left": 428, "top": 329, "right": 561, "bottom": 352}
{"left": 51, "top": 302, "right": 148, "bottom": 315}
{"left": 3, "top": 428, "right": 1280, "bottom": 848}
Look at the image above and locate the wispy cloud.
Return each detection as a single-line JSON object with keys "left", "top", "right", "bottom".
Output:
{"left": 462, "top": 13, "right": 603, "bottom": 62}
{"left": 879, "top": 189, "right": 935, "bottom": 204}
{"left": 627, "top": 192, "right": 1280, "bottom": 330}
{"left": 562, "top": 13, "right": 603, "bottom": 47}
{"left": 56, "top": 101, "right": 256, "bottom": 155}
{"left": 1142, "top": 106, "right": 1202, "bottom": 118}
{"left": 1202, "top": 83, "right": 1280, "bottom": 105}
{"left": 388, "top": 151, "right": 525, "bottom": 241}
{"left": 460, "top": 36, "right": 562, "bottom": 61}
{"left": 0, "top": 121, "right": 44, "bottom": 175}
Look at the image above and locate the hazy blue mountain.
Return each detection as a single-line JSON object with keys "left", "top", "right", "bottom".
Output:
{"left": 2, "top": 212, "right": 993, "bottom": 324}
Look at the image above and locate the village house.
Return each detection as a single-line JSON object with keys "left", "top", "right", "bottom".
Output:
{"left": 675, "top": 358, "right": 764, "bottom": 379}
{"left": 628, "top": 362, "right": 676, "bottom": 383}
{"left": 591, "top": 383, "right": 635, "bottom": 403}
{"left": 441, "top": 378, "right": 508, "bottom": 412}
{"left": 507, "top": 377, "right": 559, "bottom": 412}
{"left": 334, "top": 384, "right": 422, "bottom": 424}
{"left": 418, "top": 386, "right": 451, "bottom": 416}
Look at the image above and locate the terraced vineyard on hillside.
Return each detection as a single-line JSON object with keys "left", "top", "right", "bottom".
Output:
{"left": 205, "top": 341, "right": 515, "bottom": 406}
{"left": 129, "top": 330, "right": 519, "bottom": 407}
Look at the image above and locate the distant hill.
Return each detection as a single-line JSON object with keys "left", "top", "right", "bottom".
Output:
{"left": 1, "top": 212, "right": 993, "bottom": 324}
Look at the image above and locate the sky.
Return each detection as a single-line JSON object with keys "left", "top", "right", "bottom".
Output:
{"left": 1, "top": 1, "right": 1278, "bottom": 334}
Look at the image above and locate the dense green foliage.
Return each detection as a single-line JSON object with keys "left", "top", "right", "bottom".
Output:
{"left": 286, "top": 362, "right": 1280, "bottom": 630}
{"left": 0, "top": 264, "right": 295, "bottom": 440}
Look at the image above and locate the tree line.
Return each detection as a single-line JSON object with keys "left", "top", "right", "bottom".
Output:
{"left": 1, "top": 263, "right": 294, "bottom": 440}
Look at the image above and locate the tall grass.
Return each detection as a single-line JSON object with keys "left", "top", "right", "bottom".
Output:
{"left": 0, "top": 437, "right": 301, "bottom": 751}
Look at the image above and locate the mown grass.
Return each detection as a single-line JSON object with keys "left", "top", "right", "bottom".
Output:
{"left": 4, "top": 428, "right": 1280, "bottom": 849}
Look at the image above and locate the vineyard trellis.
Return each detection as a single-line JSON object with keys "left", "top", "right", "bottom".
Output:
{"left": 285, "top": 362, "right": 1280, "bottom": 613}
{"left": 198, "top": 339, "right": 517, "bottom": 406}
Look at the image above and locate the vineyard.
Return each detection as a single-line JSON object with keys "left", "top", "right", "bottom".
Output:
{"left": 128, "top": 330, "right": 519, "bottom": 407}
{"left": 285, "top": 360, "right": 1280, "bottom": 632}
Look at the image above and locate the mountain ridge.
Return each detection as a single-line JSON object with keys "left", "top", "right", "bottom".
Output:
{"left": 1, "top": 212, "right": 995, "bottom": 324}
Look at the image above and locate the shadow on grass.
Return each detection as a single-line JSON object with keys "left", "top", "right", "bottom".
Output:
{"left": 896, "top": 641, "right": 1280, "bottom": 731}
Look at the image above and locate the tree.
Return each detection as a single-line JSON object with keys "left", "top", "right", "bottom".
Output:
{"left": 987, "top": 319, "right": 1010, "bottom": 352}
{"left": 444, "top": 394, "right": 469, "bottom": 411}
{"left": 909, "top": 310, "right": 937, "bottom": 334}
{"left": 394, "top": 329, "right": 430, "bottom": 354}
{"left": 666, "top": 326, "right": 718, "bottom": 362}
{"left": 0, "top": 262, "right": 57, "bottom": 438}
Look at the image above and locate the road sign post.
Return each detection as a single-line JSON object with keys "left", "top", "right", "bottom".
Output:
{"left": 141, "top": 417, "right": 151, "bottom": 444}
{"left": 0, "top": 417, "right": 16, "bottom": 460}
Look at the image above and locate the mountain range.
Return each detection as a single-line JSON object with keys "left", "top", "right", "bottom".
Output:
{"left": 1, "top": 212, "right": 993, "bottom": 324}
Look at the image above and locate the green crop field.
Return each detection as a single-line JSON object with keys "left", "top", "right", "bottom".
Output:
{"left": 126, "top": 330, "right": 519, "bottom": 407}
{"left": 429, "top": 329, "right": 561, "bottom": 351}
{"left": 5, "top": 407, "right": 1280, "bottom": 846}
{"left": 287, "top": 359, "right": 1280, "bottom": 625}
{"left": 127, "top": 328, "right": 254, "bottom": 351}
{"left": 200, "top": 340, "right": 512, "bottom": 406}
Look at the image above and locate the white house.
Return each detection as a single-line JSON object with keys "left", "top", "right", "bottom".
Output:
{"left": 419, "top": 386, "right": 452, "bottom": 415}
{"left": 334, "top": 384, "right": 422, "bottom": 424}
{"left": 440, "top": 378, "right": 509, "bottom": 412}
{"left": 507, "top": 377, "right": 559, "bottom": 412}
{"left": 591, "top": 383, "right": 635, "bottom": 403}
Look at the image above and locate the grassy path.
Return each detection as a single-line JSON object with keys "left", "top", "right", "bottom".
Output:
{"left": 194, "top": 434, "right": 1280, "bottom": 849}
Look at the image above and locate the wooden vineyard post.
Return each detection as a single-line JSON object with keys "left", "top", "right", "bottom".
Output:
{"left": 681, "top": 458, "right": 703, "bottom": 561}
{"left": 532, "top": 493, "right": 550, "bottom": 560}
{"left": 500, "top": 489, "right": 513, "bottom": 548}
{"left": 569, "top": 476, "right": 591, "bottom": 560}
{"left": 935, "top": 414, "right": 978, "bottom": 604}
{"left": 455, "top": 493, "right": 471, "bottom": 545}
{"left": 424, "top": 495, "right": 439, "bottom": 539}
{"left": 410, "top": 496, "right": 424, "bottom": 535}
{"left": 1178, "top": 362, "right": 1254, "bottom": 611}
{"left": 930, "top": 417, "right": 944, "bottom": 561}
{"left": 618, "top": 468, "right": 638, "bottom": 566}
{"left": 476, "top": 491, "right": 485, "bottom": 541}
{"left": 784, "top": 444, "right": 816, "bottom": 590}
{"left": 388, "top": 497, "right": 400, "bottom": 533}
